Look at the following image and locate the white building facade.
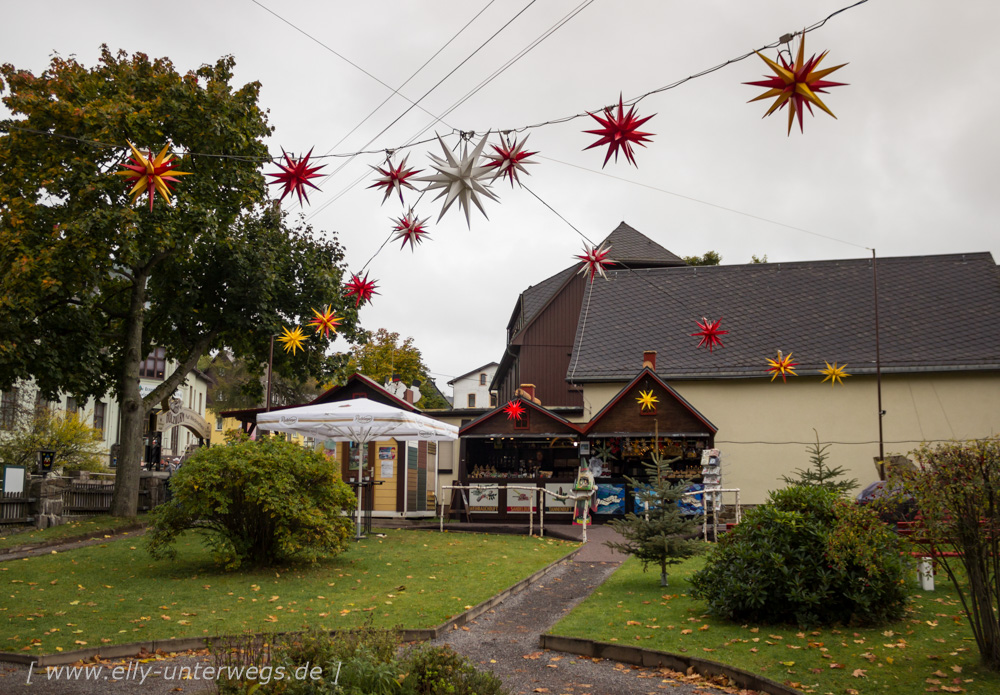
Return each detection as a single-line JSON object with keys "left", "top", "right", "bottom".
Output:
{"left": 448, "top": 362, "right": 498, "bottom": 410}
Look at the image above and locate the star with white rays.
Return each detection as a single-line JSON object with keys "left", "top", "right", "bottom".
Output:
{"left": 417, "top": 133, "right": 499, "bottom": 227}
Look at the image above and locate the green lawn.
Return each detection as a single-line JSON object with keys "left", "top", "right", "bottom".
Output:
{"left": 0, "top": 515, "right": 146, "bottom": 552}
{"left": 552, "top": 555, "right": 999, "bottom": 695}
{"left": 1, "top": 529, "right": 575, "bottom": 655}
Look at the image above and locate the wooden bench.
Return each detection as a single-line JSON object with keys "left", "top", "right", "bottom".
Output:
{"left": 896, "top": 519, "right": 965, "bottom": 591}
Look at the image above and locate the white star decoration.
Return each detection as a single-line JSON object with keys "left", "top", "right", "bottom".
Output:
{"left": 417, "top": 133, "right": 498, "bottom": 227}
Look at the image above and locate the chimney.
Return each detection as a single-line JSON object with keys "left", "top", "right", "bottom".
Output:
{"left": 643, "top": 350, "right": 657, "bottom": 370}
{"left": 517, "top": 383, "right": 540, "bottom": 405}
{"left": 403, "top": 387, "right": 414, "bottom": 404}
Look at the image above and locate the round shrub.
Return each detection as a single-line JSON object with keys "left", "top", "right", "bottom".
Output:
{"left": 689, "top": 485, "right": 909, "bottom": 626}
{"left": 146, "top": 436, "right": 355, "bottom": 569}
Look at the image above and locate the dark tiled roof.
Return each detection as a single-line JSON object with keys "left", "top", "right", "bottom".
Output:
{"left": 568, "top": 253, "right": 1000, "bottom": 380}
{"left": 518, "top": 265, "right": 577, "bottom": 329}
{"left": 600, "top": 221, "right": 687, "bottom": 266}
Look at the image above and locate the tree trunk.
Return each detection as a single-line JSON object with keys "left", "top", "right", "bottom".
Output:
{"left": 110, "top": 272, "right": 148, "bottom": 518}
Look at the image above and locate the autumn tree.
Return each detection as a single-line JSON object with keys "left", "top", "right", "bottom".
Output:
{"left": 0, "top": 48, "right": 363, "bottom": 517}
{"left": 683, "top": 250, "right": 722, "bottom": 266}
{"left": 347, "top": 328, "right": 448, "bottom": 409}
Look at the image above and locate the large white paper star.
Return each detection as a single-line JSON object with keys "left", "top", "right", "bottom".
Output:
{"left": 417, "top": 133, "right": 499, "bottom": 227}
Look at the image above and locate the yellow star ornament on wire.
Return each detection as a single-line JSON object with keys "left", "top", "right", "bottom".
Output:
{"left": 276, "top": 325, "right": 308, "bottom": 354}
{"left": 820, "top": 361, "right": 850, "bottom": 386}
{"left": 116, "top": 141, "right": 191, "bottom": 210}
{"left": 636, "top": 389, "right": 659, "bottom": 412}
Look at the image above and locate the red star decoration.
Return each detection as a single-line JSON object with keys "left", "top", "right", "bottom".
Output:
{"left": 503, "top": 400, "right": 526, "bottom": 421}
{"left": 368, "top": 154, "right": 422, "bottom": 205}
{"left": 485, "top": 134, "right": 538, "bottom": 187}
{"left": 583, "top": 94, "right": 655, "bottom": 168}
{"left": 392, "top": 210, "right": 431, "bottom": 251}
{"left": 574, "top": 242, "right": 614, "bottom": 282}
{"left": 116, "top": 142, "right": 191, "bottom": 211}
{"left": 745, "top": 32, "right": 847, "bottom": 135}
{"left": 307, "top": 305, "right": 342, "bottom": 339}
{"left": 266, "top": 148, "right": 325, "bottom": 205}
{"left": 691, "top": 317, "right": 728, "bottom": 352}
{"left": 344, "top": 272, "right": 379, "bottom": 307}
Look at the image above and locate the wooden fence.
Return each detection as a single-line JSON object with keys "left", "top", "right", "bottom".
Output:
{"left": 1, "top": 490, "right": 32, "bottom": 524}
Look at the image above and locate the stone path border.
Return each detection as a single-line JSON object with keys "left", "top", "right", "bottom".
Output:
{"left": 540, "top": 634, "right": 800, "bottom": 695}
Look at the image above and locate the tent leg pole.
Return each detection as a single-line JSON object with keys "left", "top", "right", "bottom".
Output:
{"left": 356, "top": 444, "right": 365, "bottom": 541}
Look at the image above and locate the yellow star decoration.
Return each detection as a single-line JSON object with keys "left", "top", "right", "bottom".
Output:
{"left": 276, "top": 325, "right": 308, "bottom": 354}
{"left": 820, "top": 361, "right": 850, "bottom": 386}
{"left": 116, "top": 142, "right": 191, "bottom": 209}
{"left": 636, "top": 389, "right": 659, "bottom": 411}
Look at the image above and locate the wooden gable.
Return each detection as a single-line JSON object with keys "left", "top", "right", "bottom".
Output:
{"left": 311, "top": 373, "right": 417, "bottom": 411}
{"left": 460, "top": 400, "right": 582, "bottom": 438}
{"left": 584, "top": 368, "right": 716, "bottom": 439}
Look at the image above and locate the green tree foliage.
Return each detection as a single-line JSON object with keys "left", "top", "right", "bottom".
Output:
{"left": 0, "top": 48, "right": 363, "bottom": 517}
{"left": 750, "top": 253, "right": 769, "bottom": 263}
{"left": 347, "top": 328, "right": 447, "bottom": 409}
{"left": 199, "top": 353, "right": 324, "bottom": 411}
{"left": 690, "top": 486, "right": 908, "bottom": 626}
{"left": 146, "top": 436, "right": 355, "bottom": 569}
{"left": 605, "top": 450, "right": 703, "bottom": 586}
{"left": 0, "top": 394, "right": 106, "bottom": 474}
{"left": 683, "top": 250, "right": 722, "bottom": 266}
{"left": 780, "top": 429, "right": 859, "bottom": 495}
{"left": 895, "top": 438, "right": 1000, "bottom": 670}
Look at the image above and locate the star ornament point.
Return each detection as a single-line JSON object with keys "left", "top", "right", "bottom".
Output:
{"left": 344, "top": 272, "right": 379, "bottom": 307}
{"left": 307, "top": 305, "right": 342, "bottom": 339}
{"left": 417, "top": 133, "right": 499, "bottom": 227}
{"left": 267, "top": 148, "right": 325, "bottom": 205}
{"left": 691, "top": 317, "right": 728, "bottom": 352}
{"left": 575, "top": 242, "right": 613, "bottom": 282}
{"left": 392, "top": 209, "right": 431, "bottom": 251}
{"left": 484, "top": 133, "right": 538, "bottom": 187}
{"left": 502, "top": 400, "right": 526, "bottom": 421}
{"left": 636, "top": 389, "right": 658, "bottom": 412}
{"left": 116, "top": 142, "right": 191, "bottom": 210}
{"left": 277, "top": 325, "right": 308, "bottom": 355}
{"left": 583, "top": 94, "right": 655, "bottom": 168}
{"left": 766, "top": 350, "right": 799, "bottom": 382}
{"left": 368, "top": 154, "right": 422, "bottom": 206}
{"left": 745, "top": 32, "right": 847, "bottom": 134}
{"left": 820, "top": 361, "right": 850, "bottom": 386}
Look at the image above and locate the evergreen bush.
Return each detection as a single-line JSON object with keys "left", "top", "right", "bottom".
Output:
{"left": 689, "top": 485, "right": 908, "bottom": 626}
{"left": 146, "top": 436, "right": 355, "bottom": 569}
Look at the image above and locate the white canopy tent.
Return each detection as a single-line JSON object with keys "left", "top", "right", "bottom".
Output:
{"left": 257, "top": 398, "right": 458, "bottom": 538}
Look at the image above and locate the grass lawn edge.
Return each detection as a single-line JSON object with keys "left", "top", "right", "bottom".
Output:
{"left": 0, "top": 519, "right": 149, "bottom": 555}
{"left": 0, "top": 538, "right": 584, "bottom": 667}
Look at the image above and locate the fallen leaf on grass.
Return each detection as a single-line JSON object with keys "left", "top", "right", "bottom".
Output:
{"left": 852, "top": 669, "right": 867, "bottom": 678}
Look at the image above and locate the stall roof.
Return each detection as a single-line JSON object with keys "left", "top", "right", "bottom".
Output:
{"left": 460, "top": 399, "right": 582, "bottom": 438}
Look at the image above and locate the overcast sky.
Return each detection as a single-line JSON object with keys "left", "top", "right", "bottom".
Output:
{"left": 5, "top": 1, "right": 998, "bottom": 395}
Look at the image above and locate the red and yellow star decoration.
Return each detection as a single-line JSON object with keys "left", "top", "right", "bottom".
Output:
{"left": 307, "top": 305, "right": 342, "bottom": 339}
{"left": 745, "top": 32, "right": 847, "bottom": 135}
{"left": 116, "top": 142, "right": 191, "bottom": 210}
{"left": 766, "top": 350, "right": 799, "bottom": 382}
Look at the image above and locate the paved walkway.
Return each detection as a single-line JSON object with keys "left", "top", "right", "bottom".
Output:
{"left": 0, "top": 524, "right": 739, "bottom": 695}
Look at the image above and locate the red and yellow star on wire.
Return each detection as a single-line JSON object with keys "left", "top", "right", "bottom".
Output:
{"left": 116, "top": 142, "right": 191, "bottom": 210}
{"left": 307, "top": 306, "right": 342, "bottom": 339}
{"left": 766, "top": 350, "right": 799, "bottom": 382}
{"left": 745, "top": 32, "right": 847, "bottom": 135}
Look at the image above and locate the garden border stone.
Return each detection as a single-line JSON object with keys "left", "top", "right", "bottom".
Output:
{"left": 539, "top": 634, "right": 802, "bottom": 695}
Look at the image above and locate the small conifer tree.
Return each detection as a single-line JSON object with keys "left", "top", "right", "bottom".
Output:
{"left": 605, "top": 446, "right": 703, "bottom": 586}
{"left": 781, "top": 429, "right": 858, "bottom": 495}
